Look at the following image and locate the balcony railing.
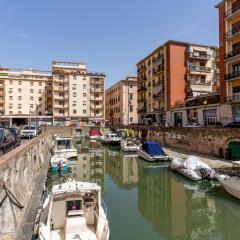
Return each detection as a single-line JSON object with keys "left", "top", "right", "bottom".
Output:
{"left": 225, "top": 3, "right": 240, "bottom": 18}
{"left": 137, "top": 66, "right": 146, "bottom": 73}
{"left": 188, "top": 52, "right": 211, "bottom": 60}
{"left": 226, "top": 93, "right": 240, "bottom": 103}
{"left": 153, "top": 92, "right": 164, "bottom": 99}
{"left": 152, "top": 54, "right": 164, "bottom": 64}
{"left": 137, "top": 86, "right": 147, "bottom": 92}
{"left": 153, "top": 66, "right": 164, "bottom": 75}
{"left": 225, "top": 48, "right": 240, "bottom": 60}
{"left": 189, "top": 65, "right": 211, "bottom": 73}
{"left": 225, "top": 23, "right": 240, "bottom": 39}
{"left": 138, "top": 76, "right": 147, "bottom": 82}
{"left": 225, "top": 71, "right": 240, "bottom": 81}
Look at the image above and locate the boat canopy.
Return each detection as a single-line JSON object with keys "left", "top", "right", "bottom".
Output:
{"left": 143, "top": 141, "right": 165, "bottom": 156}
{"left": 90, "top": 129, "right": 100, "bottom": 136}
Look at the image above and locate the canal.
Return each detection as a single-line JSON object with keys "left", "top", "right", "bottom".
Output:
{"left": 47, "top": 139, "right": 240, "bottom": 240}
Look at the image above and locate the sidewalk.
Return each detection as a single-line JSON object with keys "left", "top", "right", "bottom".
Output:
{"left": 163, "top": 146, "right": 237, "bottom": 169}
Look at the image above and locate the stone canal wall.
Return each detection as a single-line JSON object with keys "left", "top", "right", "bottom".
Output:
{"left": 0, "top": 131, "right": 53, "bottom": 240}
{"left": 147, "top": 127, "right": 240, "bottom": 157}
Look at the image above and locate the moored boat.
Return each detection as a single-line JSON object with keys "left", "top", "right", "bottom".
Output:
{"left": 171, "top": 156, "right": 217, "bottom": 181}
{"left": 137, "top": 141, "right": 169, "bottom": 162}
{"left": 121, "top": 139, "right": 141, "bottom": 152}
{"left": 50, "top": 156, "right": 68, "bottom": 172}
{"left": 53, "top": 136, "right": 78, "bottom": 159}
{"left": 38, "top": 181, "right": 109, "bottom": 240}
{"left": 101, "top": 133, "right": 121, "bottom": 146}
{"left": 218, "top": 176, "right": 240, "bottom": 200}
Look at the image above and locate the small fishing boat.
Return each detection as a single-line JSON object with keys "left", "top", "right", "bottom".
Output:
{"left": 89, "top": 129, "right": 101, "bottom": 140}
{"left": 137, "top": 141, "right": 169, "bottom": 162}
{"left": 171, "top": 156, "right": 216, "bottom": 181}
{"left": 50, "top": 156, "right": 68, "bottom": 172}
{"left": 38, "top": 181, "right": 110, "bottom": 240}
{"left": 218, "top": 176, "right": 240, "bottom": 200}
{"left": 53, "top": 136, "right": 78, "bottom": 159}
{"left": 121, "top": 139, "right": 141, "bottom": 152}
{"left": 101, "top": 133, "right": 121, "bottom": 146}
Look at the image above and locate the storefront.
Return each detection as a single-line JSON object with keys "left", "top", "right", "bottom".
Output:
{"left": 203, "top": 109, "right": 217, "bottom": 125}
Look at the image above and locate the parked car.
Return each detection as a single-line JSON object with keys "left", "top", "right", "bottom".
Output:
{"left": 9, "top": 127, "right": 21, "bottom": 147}
{"left": 0, "top": 128, "right": 15, "bottom": 156}
{"left": 20, "top": 125, "right": 38, "bottom": 138}
{"left": 224, "top": 122, "right": 240, "bottom": 128}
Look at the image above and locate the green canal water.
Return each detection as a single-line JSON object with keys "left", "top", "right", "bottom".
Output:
{"left": 47, "top": 139, "right": 240, "bottom": 240}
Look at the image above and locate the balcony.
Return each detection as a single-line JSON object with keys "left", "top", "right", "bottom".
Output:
{"left": 90, "top": 88, "right": 104, "bottom": 93}
{"left": 91, "top": 105, "right": 103, "bottom": 109}
{"left": 225, "top": 71, "right": 240, "bottom": 81}
{"left": 90, "top": 97, "right": 103, "bottom": 101}
{"left": 225, "top": 48, "right": 240, "bottom": 60}
{"left": 153, "top": 92, "right": 164, "bottom": 99}
{"left": 54, "top": 104, "right": 69, "bottom": 109}
{"left": 226, "top": 93, "right": 240, "bottom": 103}
{"left": 153, "top": 66, "right": 164, "bottom": 75}
{"left": 53, "top": 87, "right": 69, "bottom": 92}
{"left": 225, "top": 24, "right": 240, "bottom": 40}
{"left": 189, "top": 65, "right": 211, "bottom": 73}
{"left": 90, "top": 79, "right": 104, "bottom": 85}
{"left": 138, "top": 76, "right": 147, "bottom": 82}
{"left": 152, "top": 54, "right": 164, "bottom": 64}
{"left": 225, "top": 3, "right": 240, "bottom": 19}
{"left": 188, "top": 52, "right": 211, "bottom": 60}
{"left": 137, "top": 66, "right": 146, "bottom": 73}
{"left": 137, "top": 86, "right": 147, "bottom": 93}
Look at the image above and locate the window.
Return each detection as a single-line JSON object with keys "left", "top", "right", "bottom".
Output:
{"left": 9, "top": 111, "right": 13, "bottom": 114}
{"left": 9, "top": 88, "right": 13, "bottom": 93}
{"left": 73, "top": 75, "right": 76, "bottom": 80}
{"left": 83, "top": 78, "right": 86, "bottom": 81}
{"left": 83, "top": 93, "right": 86, "bottom": 98}
{"left": 83, "top": 84, "right": 86, "bottom": 90}
{"left": 18, "top": 96, "right": 22, "bottom": 100}
{"left": 83, "top": 110, "right": 86, "bottom": 114}
{"left": 73, "top": 110, "right": 77, "bottom": 114}
{"left": 96, "top": 110, "right": 99, "bottom": 114}
{"left": 30, "top": 89, "right": 34, "bottom": 93}
{"left": 59, "top": 109, "right": 65, "bottom": 115}
{"left": 9, "top": 96, "right": 13, "bottom": 100}
{"left": 30, "top": 104, "right": 34, "bottom": 108}
{"left": 9, "top": 80, "right": 13, "bottom": 85}
{"left": 39, "top": 82, "right": 42, "bottom": 86}
{"left": 130, "top": 117, "right": 133, "bottom": 123}
{"left": 129, "top": 84, "right": 133, "bottom": 88}
{"left": 18, "top": 111, "right": 22, "bottom": 114}
{"left": 73, "top": 92, "right": 77, "bottom": 97}
{"left": 30, "top": 96, "right": 34, "bottom": 101}
{"left": 18, "top": 104, "right": 22, "bottom": 109}
{"left": 9, "top": 104, "right": 12, "bottom": 109}
{"left": 38, "top": 89, "right": 42, "bottom": 94}
{"left": 39, "top": 97, "right": 42, "bottom": 101}
{"left": 83, "top": 101, "right": 86, "bottom": 106}
{"left": 130, "top": 105, "right": 133, "bottom": 112}
{"left": 18, "top": 81, "right": 22, "bottom": 85}
{"left": 30, "top": 82, "right": 34, "bottom": 86}
{"left": 59, "top": 75, "right": 64, "bottom": 80}
{"left": 18, "top": 88, "right": 22, "bottom": 93}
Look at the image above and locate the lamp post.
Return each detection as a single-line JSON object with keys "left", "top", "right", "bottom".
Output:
{"left": 203, "top": 100, "right": 207, "bottom": 127}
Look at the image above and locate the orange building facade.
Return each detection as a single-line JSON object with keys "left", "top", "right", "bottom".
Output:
{"left": 137, "top": 41, "right": 219, "bottom": 126}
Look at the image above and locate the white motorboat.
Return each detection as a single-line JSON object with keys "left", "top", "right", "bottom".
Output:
{"left": 101, "top": 133, "right": 121, "bottom": 146}
{"left": 218, "top": 176, "right": 240, "bottom": 200}
{"left": 121, "top": 139, "right": 141, "bottom": 152}
{"left": 38, "top": 181, "right": 109, "bottom": 240}
{"left": 171, "top": 156, "right": 216, "bottom": 181}
{"left": 137, "top": 141, "right": 169, "bottom": 162}
{"left": 53, "top": 136, "right": 78, "bottom": 159}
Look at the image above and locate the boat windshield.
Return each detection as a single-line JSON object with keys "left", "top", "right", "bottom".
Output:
{"left": 57, "top": 140, "right": 72, "bottom": 149}
{"left": 67, "top": 200, "right": 82, "bottom": 212}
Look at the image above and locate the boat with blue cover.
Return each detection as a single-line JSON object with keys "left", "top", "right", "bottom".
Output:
{"left": 137, "top": 141, "right": 170, "bottom": 162}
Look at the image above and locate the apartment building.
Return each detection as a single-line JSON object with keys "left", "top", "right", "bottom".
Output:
{"left": 0, "top": 67, "right": 52, "bottom": 125}
{"left": 0, "top": 61, "right": 105, "bottom": 126}
{"left": 216, "top": 0, "right": 240, "bottom": 124}
{"left": 105, "top": 77, "right": 138, "bottom": 126}
{"left": 52, "top": 61, "right": 105, "bottom": 126}
{"left": 137, "top": 40, "right": 219, "bottom": 126}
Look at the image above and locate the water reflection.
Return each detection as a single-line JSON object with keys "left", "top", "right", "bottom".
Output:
{"left": 47, "top": 139, "right": 240, "bottom": 240}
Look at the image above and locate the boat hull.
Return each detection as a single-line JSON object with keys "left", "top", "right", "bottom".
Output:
{"left": 137, "top": 149, "right": 169, "bottom": 162}
{"left": 219, "top": 177, "right": 240, "bottom": 200}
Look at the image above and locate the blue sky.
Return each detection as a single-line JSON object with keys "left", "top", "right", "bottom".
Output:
{"left": 0, "top": 0, "right": 219, "bottom": 88}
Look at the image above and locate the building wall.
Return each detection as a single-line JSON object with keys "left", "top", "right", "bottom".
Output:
{"left": 166, "top": 42, "right": 187, "bottom": 110}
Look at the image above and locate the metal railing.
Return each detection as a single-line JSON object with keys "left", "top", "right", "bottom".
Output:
{"left": 225, "top": 3, "right": 240, "bottom": 18}
{"left": 225, "top": 24, "right": 240, "bottom": 39}
{"left": 189, "top": 65, "right": 211, "bottom": 73}
{"left": 225, "top": 71, "right": 240, "bottom": 81}
{"left": 225, "top": 93, "right": 240, "bottom": 103}
{"left": 225, "top": 48, "right": 240, "bottom": 59}
{"left": 188, "top": 52, "right": 211, "bottom": 59}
